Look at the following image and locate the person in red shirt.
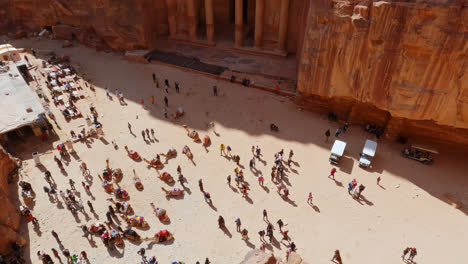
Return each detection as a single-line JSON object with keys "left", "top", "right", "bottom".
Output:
{"left": 329, "top": 168, "right": 337, "bottom": 179}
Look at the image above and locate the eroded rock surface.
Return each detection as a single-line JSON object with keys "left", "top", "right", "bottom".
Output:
{"left": 297, "top": 0, "right": 468, "bottom": 141}
{"left": 0, "top": 147, "right": 22, "bottom": 254}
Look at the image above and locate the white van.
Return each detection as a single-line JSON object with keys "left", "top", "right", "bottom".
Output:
{"left": 329, "top": 140, "right": 346, "bottom": 164}
{"left": 359, "top": 139, "right": 377, "bottom": 168}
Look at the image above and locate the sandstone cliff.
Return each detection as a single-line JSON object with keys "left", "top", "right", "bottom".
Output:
{"left": 0, "top": 146, "right": 22, "bottom": 254}
{"left": 297, "top": 0, "right": 468, "bottom": 142}
{"left": 0, "top": 0, "right": 165, "bottom": 51}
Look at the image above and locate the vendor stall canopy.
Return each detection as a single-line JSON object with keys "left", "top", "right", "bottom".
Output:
{"left": 0, "top": 59, "right": 45, "bottom": 134}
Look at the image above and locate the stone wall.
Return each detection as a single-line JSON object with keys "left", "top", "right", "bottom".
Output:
{"left": 0, "top": 146, "right": 22, "bottom": 255}
{"left": 297, "top": 0, "right": 468, "bottom": 145}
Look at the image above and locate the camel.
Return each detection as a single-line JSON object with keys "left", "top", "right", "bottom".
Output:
{"left": 124, "top": 145, "right": 141, "bottom": 161}
{"left": 182, "top": 145, "right": 193, "bottom": 160}
{"left": 161, "top": 187, "right": 184, "bottom": 197}
{"left": 156, "top": 169, "right": 174, "bottom": 183}
{"left": 143, "top": 157, "right": 163, "bottom": 169}
{"left": 183, "top": 125, "right": 200, "bottom": 142}
{"left": 150, "top": 202, "right": 169, "bottom": 222}
{"left": 143, "top": 230, "right": 174, "bottom": 243}
{"left": 121, "top": 215, "right": 148, "bottom": 227}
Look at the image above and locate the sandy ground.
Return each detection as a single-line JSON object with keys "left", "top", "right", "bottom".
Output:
{"left": 5, "top": 38, "right": 468, "bottom": 264}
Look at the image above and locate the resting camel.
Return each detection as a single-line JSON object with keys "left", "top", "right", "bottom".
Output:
{"left": 133, "top": 169, "right": 144, "bottom": 190}
{"left": 143, "top": 230, "right": 174, "bottom": 242}
{"left": 124, "top": 145, "right": 141, "bottom": 161}
{"left": 121, "top": 215, "right": 148, "bottom": 227}
{"left": 160, "top": 148, "right": 177, "bottom": 163}
{"left": 143, "top": 156, "right": 163, "bottom": 169}
{"left": 161, "top": 187, "right": 184, "bottom": 197}
{"left": 171, "top": 107, "right": 184, "bottom": 119}
{"left": 183, "top": 125, "right": 200, "bottom": 142}
{"left": 203, "top": 135, "right": 211, "bottom": 147}
{"left": 156, "top": 169, "right": 174, "bottom": 183}
{"left": 150, "top": 202, "right": 169, "bottom": 222}
{"left": 182, "top": 145, "right": 193, "bottom": 161}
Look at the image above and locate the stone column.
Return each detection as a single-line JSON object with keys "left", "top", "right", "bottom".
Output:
{"left": 187, "top": 0, "right": 197, "bottom": 40}
{"left": 205, "top": 0, "right": 214, "bottom": 43}
{"left": 254, "top": 0, "right": 264, "bottom": 48}
{"left": 235, "top": 0, "right": 243, "bottom": 47}
{"left": 166, "top": 0, "right": 177, "bottom": 38}
{"left": 278, "top": 0, "right": 290, "bottom": 51}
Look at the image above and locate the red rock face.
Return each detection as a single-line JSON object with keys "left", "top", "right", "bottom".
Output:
{"left": 297, "top": 0, "right": 468, "bottom": 129}
{"left": 0, "top": 147, "right": 23, "bottom": 254}
{"left": 296, "top": 0, "right": 468, "bottom": 143}
{"left": 1, "top": 0, "right": 165, "bottom": 51}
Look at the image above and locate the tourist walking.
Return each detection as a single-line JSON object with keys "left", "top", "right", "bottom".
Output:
{"left": 355, "top": 184, "right": 365, "bottom": 199}
{"left": 377, "top": 176, "right": 381, "bottom": 186}
{"left": 213, "top": 85, "right": 217, "bottom": 96}
{"left": 255, "top": 146, "right": 261, "bottom": 158}
{"left": 226, "top": 146, "right": 232, "bottom": 156}
{"left": 288, "top": 149, "right": 294, "bottom": 166}
{"left": 203, "top": 191, "right": 212, "bottom": 203}
{"left": 329, "top": 167, "right": 337, "bottom": 179}
{"left": 402, "top": 247, "right": 411, "bottom": 260}
{"left": 164, "top": 96, "right": 168, "bottom": 107}
{"left": 335, "top": 128, "right": 341, "bottom": 137}
{"left": 51, "top": 230, "right": 61, "bottom": 243}
{"left": 263, "top": 209, "right": 268, "bottom": 221}
{"left": 87, "top": 200, "right": 94, "bottom": 212}
{"left": 218, "top": 215, "right": 225, "bottom": 228}
{"left": 325, "top": 129, "right": 331, "bottom": 142}
{"left": 258, "top": 229, "right": 265, "bottom": 241}
{"left": 250, "top": 157, "right": 255, "bottom": 169}
{"left": 51, "top": 248, "right": 59, "bottom": 259}
{"left": 199, "top": 179, "right": 204, "bottom": 192}
{"left": 235, "top": 218, "right": 241, "bottom": 232}
{"left": 307, "top": 192, "right": 313, "bottom": 204}
{"left": 128, "top": 122, "right": 132, "bottom": 133}
{"left": 178, "top": 174, "right": 185, "bottom": 187}
{"left": 258, "top": 174, "right": 264, "bottom": 186}
{"left": 220, "top": 144, "right": 226, "bottom": 156}
{"left": 408, "top": 248, "right": 417, "bottom": 262}
{"left": 277, "top": 219, "right": 284, "bottom": 231}
{"left": 227, "top": 175, "right": 231, "bottom": 185}
{"left": 331, "top": 249, "right": 342, "bottom": 264}
{"left": 343, "top": 123, "right": 349, "bottom": 133}
{"left": 106, "top": 211, "right": 113, "bottom": 225}
{"left": 141, "top": 130, "right": 146, "bottom": 141}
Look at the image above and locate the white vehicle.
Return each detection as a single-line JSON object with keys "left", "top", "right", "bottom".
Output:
{"left": 359, "top": 139, "right": 377, "bottom": 168}
{"left": 329, "top": 140, "right": 346, "bottom": 164}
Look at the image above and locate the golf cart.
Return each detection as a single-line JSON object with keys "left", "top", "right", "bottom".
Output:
{"left": 402, "top": 145, "right": 438, "bottom": 165}
{"left": 359, "top": 139, "right": 377, "bottom": 168}
{"left": 329, "top": 140, "right": 346, "bottom": 165}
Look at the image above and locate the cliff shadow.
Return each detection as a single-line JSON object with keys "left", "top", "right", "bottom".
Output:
{"left": 8, "top": 38, "right": 468, "bottom": 218}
